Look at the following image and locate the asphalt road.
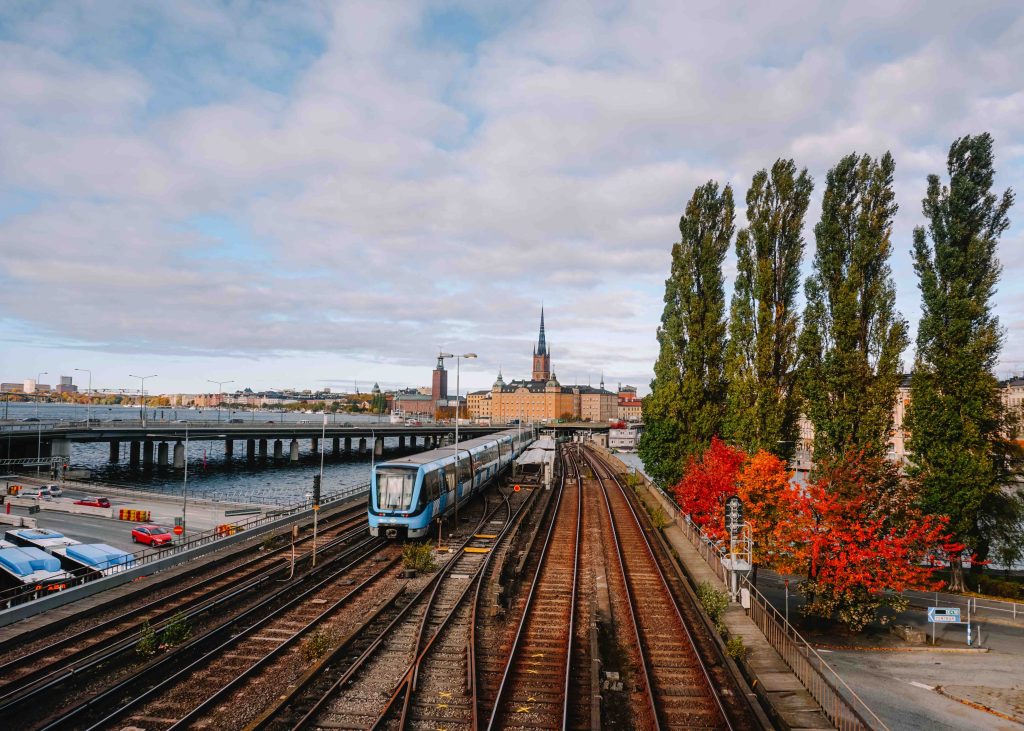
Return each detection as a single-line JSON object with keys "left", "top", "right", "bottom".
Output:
{"left": 753, "top": 570, "right": 1024, "bottom": 729}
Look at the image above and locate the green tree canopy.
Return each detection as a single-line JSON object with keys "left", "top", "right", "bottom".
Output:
{"left": 905, "top": 133, "right": 1019, "bottom": 585}
{"left": 798, "top": 152, "right": 908, "bottom": 464}
{"left": 725, "top": 159, "right": 812, "bottom": 461}
{"left": 640, "top": 181, "right": 733, "bottom": 486}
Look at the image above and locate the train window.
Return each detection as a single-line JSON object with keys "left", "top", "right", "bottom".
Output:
{"left": 376, "top": 468, "right": 416, "bottom": 510}
{"left": 458, "top": 458, "right": 472, "bottom": 483}
{"left": 423, "top": 470, "right": 440, "bottom": 502}
{"left": 442, "top": 467, "right": 455, "bottom": 493}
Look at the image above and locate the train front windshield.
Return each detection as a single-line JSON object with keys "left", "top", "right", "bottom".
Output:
{"left": 376, "top": 468, "right": 417, "bottom": 511}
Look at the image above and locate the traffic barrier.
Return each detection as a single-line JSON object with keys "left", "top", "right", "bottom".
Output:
{"left": 118, "top": 508, "right": 151, "bottom": 522}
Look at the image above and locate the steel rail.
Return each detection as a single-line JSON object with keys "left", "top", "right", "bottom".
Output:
{"left": 0, "top": 510, "right": 367, "bottom": 693}
{"left": 485, "top": 445, "right": 581, "bottom": 730}
{"left": 289, "top": 493, "right": 514, "bottom": 731}
{"left": 586, "top": 446, "right": 733, "bottom": 729}
{"left": 33, "top": 535, "right": 385, "bottom": 731}
{"left": 377, "top": 483, "right": 538, "bottom": 730}
{"left": 0, "top": 518, "right": 369, "bottom": 714}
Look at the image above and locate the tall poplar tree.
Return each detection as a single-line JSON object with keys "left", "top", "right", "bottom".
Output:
{"left": 640, "top": 181, "right": 734, "bottom": 487}
{"left": 798, "top": 152, "right": 908, "bottom": 464}
{"left": 905, "top": 133, "right": 1018, "bottom": 589}
{"left": 724, "top": 159, "right": 812, "bottom": 461}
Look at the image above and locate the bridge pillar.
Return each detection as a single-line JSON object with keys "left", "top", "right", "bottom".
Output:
{"left": 332, "top": 437, "right": 340, "bottom": 456}
{"left": 374, "top": 437, "right": 383, "bottom": 457}
{"left": 142, "top": 440, "right": 154, "bottom": 468}
{"left": 290, "top": 439, "right": 299, "bottom": 462}
{"left": 273, "top": 439, "right": 283, "bottom": 460}
{"left": 259, "top": 438, "right": 267, "bottom": 459}
{"left": 158, "top": 442, "right": 169, "bottom": 467}
{"left": 246, "top": 439, "right": 255, "bottom": 462}
{"left": 311, "top": 437, "right": 318, "bottom": 454}
{"left": 408, "top": 435, "right": 416, "bottom": 449}
{"left": 129, "top": 441, "right": 141, "bottom": 466}
{"left": 109, "top": 440, "right": 120, "bottom": 463}
{"left": 358, "top": 437, "right": 366, "bottom": 454}
{"left": 173, "top": 441, "right": 185, "bottom": 469}
{"left": 344, "top": 436, "right": 352, "bottom": 454}
{"left": 225, "top": 439, "right": 233, "bottom": 460}
{"left": 399, "top": 435, "right": 405, "bottom": 449}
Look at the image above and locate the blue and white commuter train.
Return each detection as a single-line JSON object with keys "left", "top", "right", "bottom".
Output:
{"left": 369, "top": 427, "right": 534, "bottom": 538}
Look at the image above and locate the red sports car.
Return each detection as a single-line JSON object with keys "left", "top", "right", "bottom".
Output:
{"left": 131, "top": 524, "right": 173, "bottom": 547}
{"left": 74, "top": 496, "right": 111, "bottom": 508}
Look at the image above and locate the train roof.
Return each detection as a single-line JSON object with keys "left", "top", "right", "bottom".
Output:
{"left": 58, "top": 543, "right": 133, "bottom": 570}
{"left": 378, "top": 428, "right": 524, "bottom": 468}
{"left": 0, "top": 546, "right": 63, "bottom": 577}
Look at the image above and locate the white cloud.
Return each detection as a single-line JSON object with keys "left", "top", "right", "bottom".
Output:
{"left": 0, "top": 0, "right": 1022, "bottom": 392}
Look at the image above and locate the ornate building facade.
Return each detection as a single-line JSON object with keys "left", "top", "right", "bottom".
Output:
{"left": 467, "top": 309, "right": 617, "bottom": 424}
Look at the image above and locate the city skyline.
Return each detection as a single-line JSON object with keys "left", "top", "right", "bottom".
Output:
{"left": 1, "top": 2, "right": 1023, "bottom": 393}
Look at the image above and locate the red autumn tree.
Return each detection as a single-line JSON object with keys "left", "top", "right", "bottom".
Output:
{"left": 734, "top": 450, "right": 791, "bottom": 577}
{"left": 672, "top": 436, "right": 746, "bottom": 541}
{"left": 772, "top": 451, "right": 949, "bottom": 631}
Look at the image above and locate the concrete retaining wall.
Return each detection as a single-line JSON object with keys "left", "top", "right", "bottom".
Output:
{"left": 0, "top": 514, "right": 37, "bottom": 529}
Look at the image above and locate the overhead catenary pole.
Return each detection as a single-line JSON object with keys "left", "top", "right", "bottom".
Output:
{"left": 182, "top": 421, "right": 189, "bottom": 540}
{"left": 439, "top": 352, "right": 477, "bottom": 531}
{"left": 35, "top": 371, "right": 47, "bottom": 475}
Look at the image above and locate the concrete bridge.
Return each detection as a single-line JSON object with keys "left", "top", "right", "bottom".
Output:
{"left": 0, "top": 420, "right": 503, "bottom": 468}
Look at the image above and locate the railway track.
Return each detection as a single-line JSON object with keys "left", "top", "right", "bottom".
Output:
{"left": 371, "top": 483, "right": 538, "bottom": 730}
{"left": 0, "top": 503, "right": 368, "bottom": 716}
{"left": 0, "top": 499, "right": 366, "bottom": 671}
{"left": 583, "top": 446, "right": 731, "bottom": 730}
{"left": 288, "top": 489, "right": 528, "bottom": 730}
{"left": 487, "top": 447, "right": 582, "bottom": 730}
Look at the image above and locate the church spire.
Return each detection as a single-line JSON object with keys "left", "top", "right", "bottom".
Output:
{"left": 537, "top": 305, "right": 547, "bottom": 356}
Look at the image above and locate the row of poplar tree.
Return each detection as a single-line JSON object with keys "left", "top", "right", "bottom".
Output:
{"left": 638, "top": 133, "right": 1019, "bottom": 587}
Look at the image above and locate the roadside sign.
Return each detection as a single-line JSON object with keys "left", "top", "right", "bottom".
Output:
{"left": 928, "top": 607, "right": 961, "bottom": 623}
{"left": 172, "top": 525, "right": 184, "bottom": 536}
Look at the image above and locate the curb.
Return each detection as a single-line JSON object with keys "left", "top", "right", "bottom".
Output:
{"left": 934, "top": 686, "right": 1024, "bottom": 725}
{"left": 814, "top": 644, "right": 989, "bottom": 653}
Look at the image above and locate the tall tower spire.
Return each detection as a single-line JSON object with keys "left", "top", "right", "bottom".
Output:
{"left": 531, "top": 304, "right": 552, "bottom": 381}
{"left": 537, "top": 305, "right": 547, "bottom": 356}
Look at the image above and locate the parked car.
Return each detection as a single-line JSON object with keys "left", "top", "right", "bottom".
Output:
{"left": 131, "top": 524, "right": 174, "bottom": 547}
{"left": 74, "top": 496, "right": 111, "bottom": 508}
{"left": 42, "top": 484, "right": 62, "bottom": 497}
{"left": 28, "top": 486, "right": 54, "bottom": 500}
{"left": 263, "top": 420, "right": 276, "bottom": 424}
{"left": 20, "top": 417, "right": 39, "bottom": 422}
{"left": 228, "top": 418, "right": 244, "bottom": 423}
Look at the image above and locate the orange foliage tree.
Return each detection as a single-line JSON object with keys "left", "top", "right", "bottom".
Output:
{"left": 672, "top": 436, "right": 745, "bottom": 541}
{"left": 772, "top": 452, "right": 949, "bottom": 631}
{"left": 734, "top": 450, "right": 792, "bottom": 576}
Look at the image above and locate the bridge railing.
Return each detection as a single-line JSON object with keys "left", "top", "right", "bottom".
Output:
{"left": 601, "top": 453, "right": 886, "bottom": 731}
{"left": 0, "top": 483, "right": 369, "bottom": 610}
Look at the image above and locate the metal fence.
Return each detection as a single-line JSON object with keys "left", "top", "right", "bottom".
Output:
{"left": 607, "top": 454, "right": 886, "bottom": 731}
{"left": 0, "top": 483, "right": 368, "bottom": 608}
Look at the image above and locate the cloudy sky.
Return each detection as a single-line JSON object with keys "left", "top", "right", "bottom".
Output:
{"left": 1, "top": 1, "right": 1022, "bottom": 396}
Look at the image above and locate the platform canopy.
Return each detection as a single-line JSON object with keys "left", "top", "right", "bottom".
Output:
{"left": 516, "top": 447, "right": 556, "bottom": 467}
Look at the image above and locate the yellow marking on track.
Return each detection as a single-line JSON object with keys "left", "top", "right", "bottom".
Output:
{"left": 474, "top": 533, "right": 498, "bottom": 539}
{"left": 530, "top": 653, "right": 544, "bottom": 658}
{"left": 516, "top": 706, "right": 532, "bottom": 713}
{"left": 436, "top": 703, "right": 449, "bottom": 710}
{"left": 438, "top": 691, "right": 452, "bottom": 699}
{"left": 463, "top": 546, "right": 490, "bottom": 553}
{"left": 526, "top": 669, "right": 539, "bottom": 674}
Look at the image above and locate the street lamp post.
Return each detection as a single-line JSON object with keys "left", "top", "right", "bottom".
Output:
{"left": 207, "top": 379, "right": 234, "bottom": 423}
{"left": 74, "top": 368, "right": 92, "bottom": 427}
{"left": 35, "top": 371, "right": 47, "bottom": 475}
{"left": 438, "top": 352, "right": 477, "bottom": 531}
{"left": 129, "top": 374, "right": 157, "bottom": 428}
